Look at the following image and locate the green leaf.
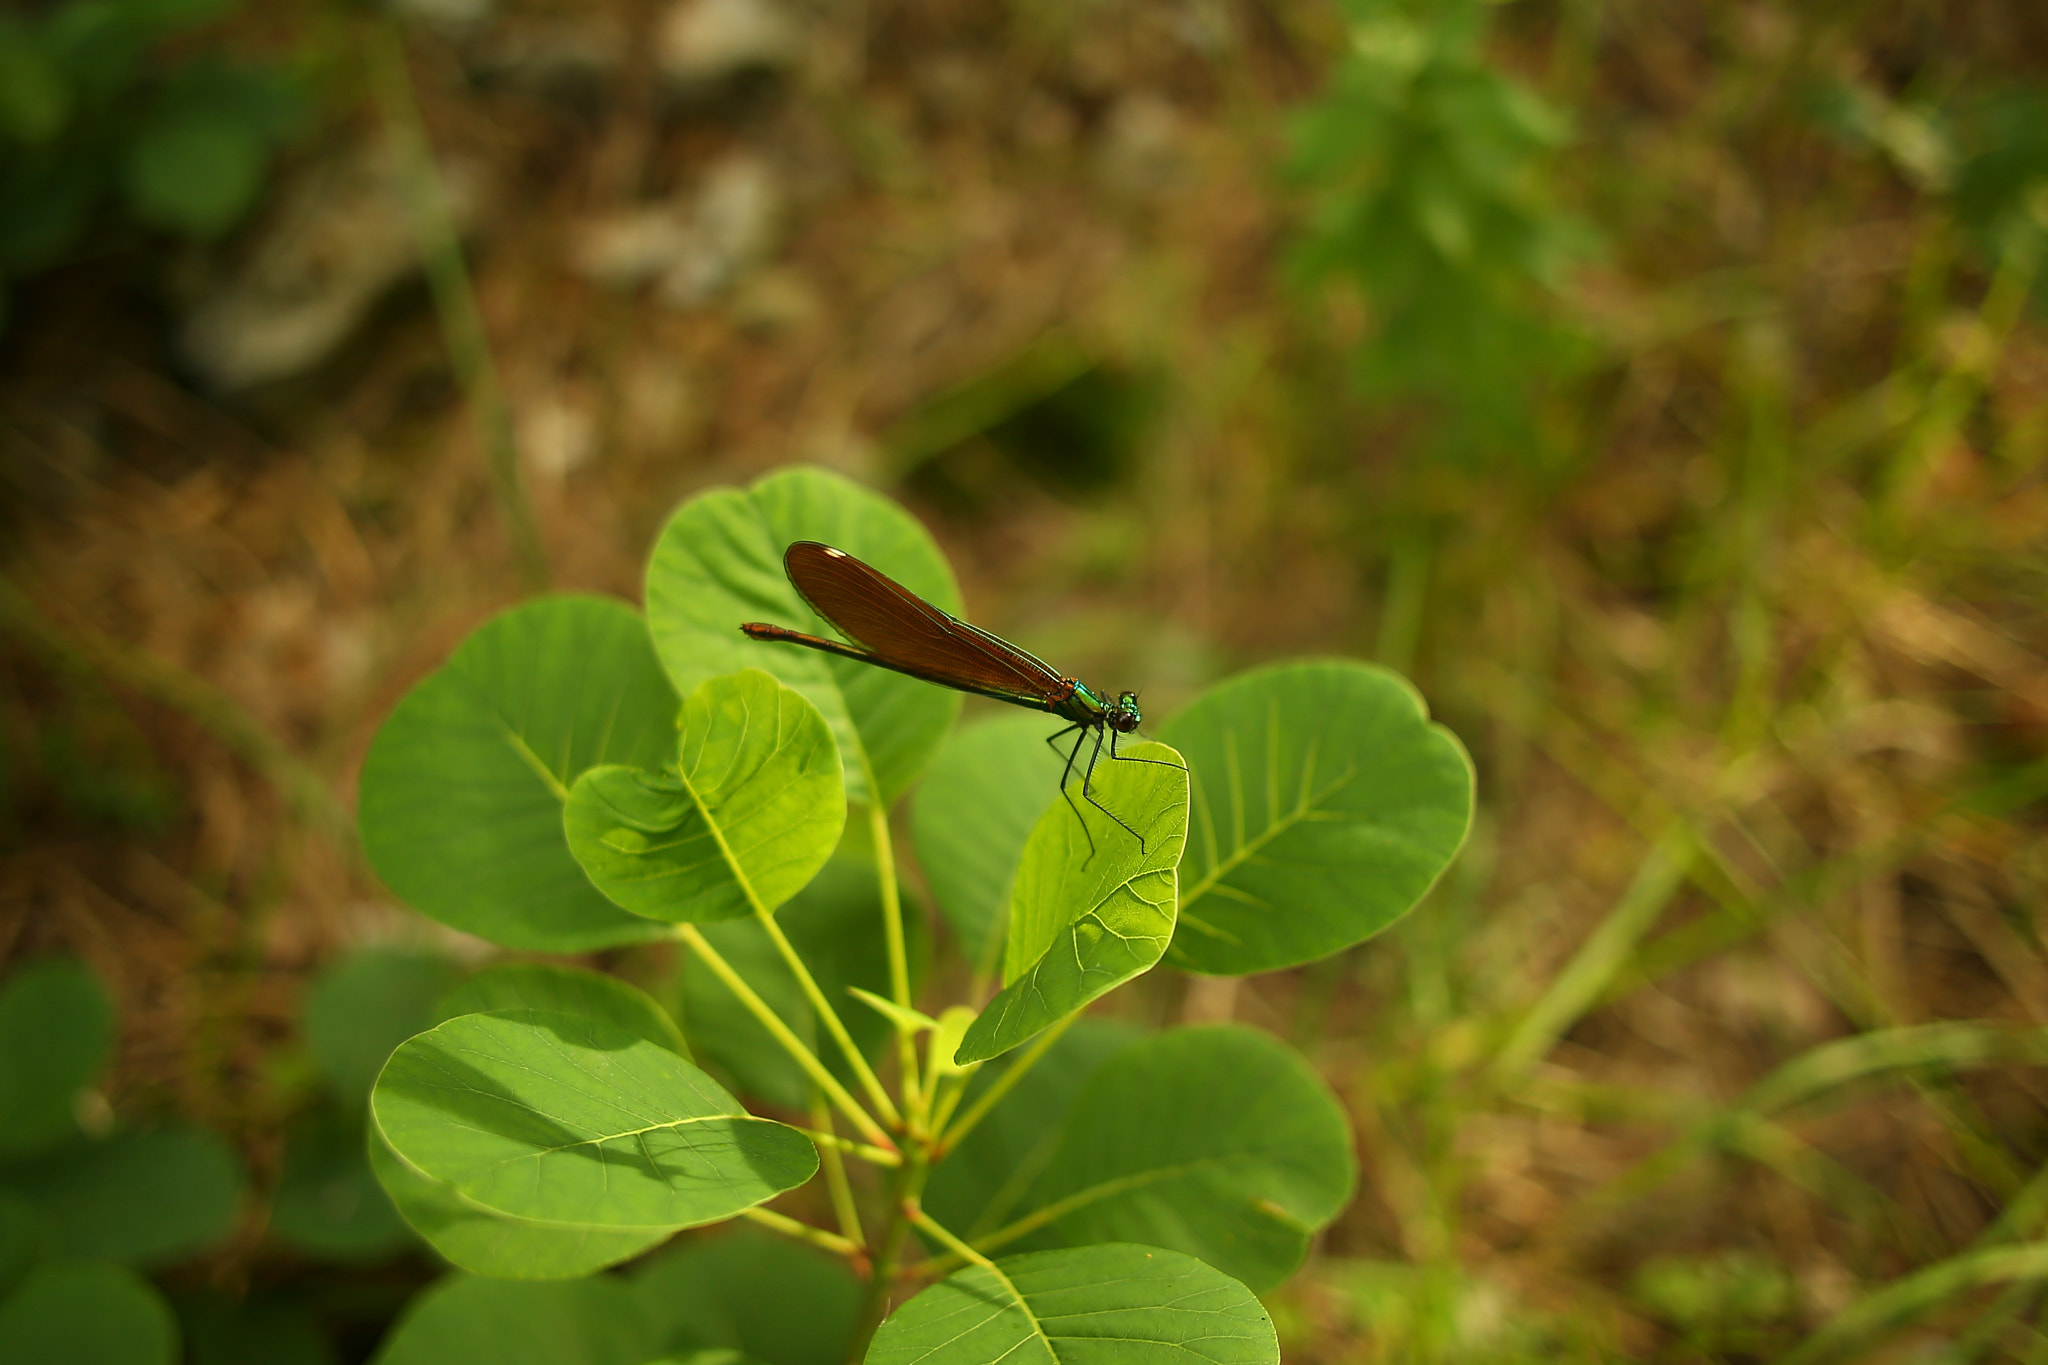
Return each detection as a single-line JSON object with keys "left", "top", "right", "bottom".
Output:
{"left": 910, "top": 713, "right": 1066, "bottom": 969}
{"left": 846, "top": 987, "right": 938, "bottom": 1034}
{"left": 866, "top": 1244, "right": 1277, "bottom": 1365}
{"left": 644, "top": 467, "right": 964, "bottom": 807}
{"left": 0, "top": 1191, "right": 34, "bottom": 1298}
{"left": 564, "top": 669, "right": 843, "bottom": 924}
{"left": 1006, "top": 1024, "right": 1355, "bottom": 1292}
{"left": 632, "top": 1225, "right": 861, "bottom": 1365}
{"left": 683, "top": 858, "right": 910, "bottom": 1110}
{"left": 370, "top": 1273, "right": 656, "bottom": 1365}
{"left": 954, "top": 741, "right": 1187, "bottom": 1065}
{"left": 177, "top": 1294, "right": 336, "bottom": 1365}
{"left": 122, "top": 109, "right": 266, "bottom": 237}
{"left": 371, "top": 1009, "right": 817, "bottom": 1230}
{"left": 302, "top": 949, "right": 458, "bottom": 1107}
{"left": 1161, "top": 659, "right": 1473, "bottom": 975}
{"left": 0, "top": 1261, "right": 178, "bottom": 1365}
{"left": 438, "top": 963, "right": 687, "bottom": 1057}
{"left": 359, "top": 595, "right": 681, "bottom": 952}
{"left": 0, "top": 21, "right": 70, "bottom": 144}
{"left": 269, "top": 1109, "right": 411, "bottom": 1262}
{"left": 0, "top": 1126, "right": 244, "bottom": 1266}
{"left": 0, "top": 957, "right": 113, "bottom": 1158}
{"left": 924, "top": 1018, "right": 1143, "bottom": 1239}
{"left": 366, "top": 1125, "right": 669, "bottom": 1280}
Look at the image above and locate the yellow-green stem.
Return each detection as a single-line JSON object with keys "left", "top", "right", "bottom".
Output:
{"left": 870, "top": 801, "right": 924, "bottom": 1123}
{"left": 740, "top": 1206, "right": 862, "bottom": 1258}
{"left": 757, "top": 907, "right": 903, "bottom": 1128}
{"left": 936, "top": 1011, "right": 1078, "bottom": 1153}
{"left": 809, "top": 1094, "right": 869, "bottom": 1250}
{"left": 792, "top": 1123, "right": 900, "bottom": 1169}
{"left": 677, "top": 925, "right": 895, "bottom": 1152}
{"left": 905, "top": 1204, "right": 994, "bottom": 1270}
{"left": 846, "top": 1145, "right": 931, "bottom": 1364}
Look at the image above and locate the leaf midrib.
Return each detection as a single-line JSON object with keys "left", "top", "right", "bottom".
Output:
{"left": 1181, "top": 753, "right": 1356, "bottom": 909}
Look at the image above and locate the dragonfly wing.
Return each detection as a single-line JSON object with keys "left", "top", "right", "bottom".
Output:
{"left": 781, "top": 541, "right": 1062, "bottom": 699}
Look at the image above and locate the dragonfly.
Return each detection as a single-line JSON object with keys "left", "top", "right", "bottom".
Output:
{"left": 739, "top": 541, "right": 1182, "bottom": 859}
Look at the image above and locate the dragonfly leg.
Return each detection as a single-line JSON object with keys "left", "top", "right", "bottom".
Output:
{"left": 1051, "top": 723, "right": 1099, "bottom": 865}
{"left": 1079, "top": 725, "right": 1149, "bottom": 856}
{"left": 1105, "top": 726, "right": 1189, "bottom": 773}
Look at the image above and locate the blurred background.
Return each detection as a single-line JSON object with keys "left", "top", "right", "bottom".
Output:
{"left": 3, "top": 0, "right": 2047, "bottom": 1359}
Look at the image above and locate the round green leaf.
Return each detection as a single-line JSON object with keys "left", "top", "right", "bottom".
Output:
{"left": 366, "top": 1126, "right": 668, "bottom": 1280}
{"left": 564, "top": 669, "right": 843, "bottom": 924}
{"left": 1160, "top": 659, "right": 1473, "bottom": 975}
{"left": 438, "top": 964, "right": 686, "bottom": 1056}
{"left": 0, "top": 957, "right": 113, "bottom": 1158}
{"left": 954, "top": 741, "right": 1188, "bottom": 1065}
{"left": 269, "top": 1109, "right": 411, "bottom": 1261}
{"left": 866, "top": 1244, "right": 1276, "bottom": 1365}
{"left": 0, "top": 1261, "right": 177, "bottom": 1365}
{"left": 371, "top": 1273, "right": 656, "bottom": 1365}
{"left": 371, "top": 1010, "right": 816, "bottom": 1229}
{"left": 1011, "top": 1024, "right": 1356, "bottom": 1292}
{"left": 359, "top": 595, "right": 681, "bottom": 952}
{"left": 632, "top": 1225, "right": 860, "bottom": 1365}
{"left": 122, "top": 110, "right": 265, "bottom": 237}
{"left": 910, "top": 714, "right": 1066, "bottom": 971}
{"left": 302, "top": 950, "right": 458, "bottom": 1107}
{"left": 923, "top": 1018, "right": 1144, "bottom": 1239}
{"left": 644, "top": 467, "right": 964, "bottom": 807}
{"left": 1, "top": 1126, "right": 244, "bottom": 1266}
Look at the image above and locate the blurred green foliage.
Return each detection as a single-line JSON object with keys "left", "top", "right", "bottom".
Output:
{"left": 1285, "top": 0, "right": 1598, "bottom": 472}
{"left": 0, "top": 0, "right": 304, "bottom": 329}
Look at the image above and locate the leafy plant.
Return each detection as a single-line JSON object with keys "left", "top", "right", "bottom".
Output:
{"left": 354, "top": 465, "right": 1474, "bottom": 1362}
{"left": 1285, "top": 0, "right": 1596, "bottom": 469}
{"left": 0, "top": 0, "right": 303, "bottom": 329}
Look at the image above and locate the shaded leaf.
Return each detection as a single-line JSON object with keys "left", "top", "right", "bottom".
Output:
{"left": 370, "top": 1274, "right": 655, "bottom": 1365}
{"left": 302, "top": 949, "right": 458, "bottom": 1108}
{"left": 1008, "top": 1025, "right": 1356, "bottom": 1292}
{"left": 910, "top": 713, "right": 1066, "bottom": 969}
{"left": 366, "top": 1126, "right": 668, "bottom": 1280}
{"left": 359, "top": 595, "right": 679, "bottom": 952}
{"left": 866, "top": 1244, "right": 1276, "bottom": 1365}
{"left": 269, "top": 1109, "right": 410, "bottom": 1262}
{"left": 633, "top": 1225, "right": 861, "bottom": 1365}
{"left": 371, "top": 1009, "right": 816, "bottom": 1229}
{"left": 0, "top": 1260, "right": 177, "bottom": 1365}
{"left": 438, "top": 963, "right": 686, "bottom": 1056}
{"left": 0, "top": 1126, "right": 244, "bottom": 1266}
{"left": 0, "top": 957, "right": 113, "bottom": 1158}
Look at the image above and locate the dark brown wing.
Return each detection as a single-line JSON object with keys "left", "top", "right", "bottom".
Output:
{"left": 781, "top": 541, "right": 1063, "bottom": 700}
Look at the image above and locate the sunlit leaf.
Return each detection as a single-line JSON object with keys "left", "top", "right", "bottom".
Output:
{"left": 359, "top": 595, "right": 680, "bottom": 952}
{"left": 645, "top": 467, "right": 963, "bottom": 807}
{"left": 866, "top": 1244, "right": 1277, "bottom": 1365}
{"left": 564, "top": 669, "right": 843, "bottom": 924}
{"left": 1162, "top": 660, "right": 1472, "bottom": 976}
{"left": 1007, "top": 1024, "right": 1356, "bottom": 1292}
{"left": 371, "top": 1009, "right": 816, "bottom": 1230}
{"left": 954, "top": 741, "right": 1187, "bottom": 1065}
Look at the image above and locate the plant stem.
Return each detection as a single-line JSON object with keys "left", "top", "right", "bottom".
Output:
{"left": 756, "top": 907, "right": 903, "bottom": 1128}
{"left": 739, "top": 1205, "right": 862, "bottom": 1258}
{"left": 935, "top": 1011, "right": 1077, "bottom": 1153}
{"left": 846, "top": 1144, "right": 931, "bottom": 1364}
{"left": 366, "top": 18, "right": 548, "bottom": 592}
{"left": 905, "top": 1204, "right": 993, "bottom": 1270}
{"left": 791, "top": 1124, "right": 900, "bottom": 1168}
{"left": 870, "top": 801, "right": 924, "bottom": 1125}
{"left": 810, "top": 1094, "right": 870, "bottom": 1250}
{"left": 676, "top": 924, "right": 895, "bottom": 1153}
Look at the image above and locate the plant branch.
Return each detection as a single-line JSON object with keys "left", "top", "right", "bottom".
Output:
{"left": 935, "top": 1011, "right": 1078, "bottom": 1154}
{"left": 869, "top": 801, "right": 924, "bottom": 1126}
{"left": 757, "top": 906, "right": 902, "bottom": 1128}
{"left": 809, "top": 1094, "right": 869, "bottom": 1250}
{"left": 676, "top": 924, "right": 895, "bottom": 1153}
{"left": 739, "top": 1206, "right": 862, "bottom": 1259}
{"left": 846, "top": 1144, "right": 931, "bottom": 1364}
{"left": 905, "top": 1203, "right": 993, "bottom": 1270}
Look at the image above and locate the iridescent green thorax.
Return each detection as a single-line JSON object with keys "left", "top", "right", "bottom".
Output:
{"left": 1051, "top": 683, "right": 1142, "bottom": 733}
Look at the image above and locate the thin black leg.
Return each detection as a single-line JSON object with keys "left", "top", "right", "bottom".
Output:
{"left": 1051, "top": 723, "right": 1097, "bottom": 865}
{"left": 1103, "top": 727, "right": 1189, "bottom": 774}
{"left": 1078, "top": 725, "right": 1151, "bottom": 856}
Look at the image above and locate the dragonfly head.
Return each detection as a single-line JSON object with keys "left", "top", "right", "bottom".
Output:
{"left": 1108, "top": 691, "right": 1143, "bottom": 733}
